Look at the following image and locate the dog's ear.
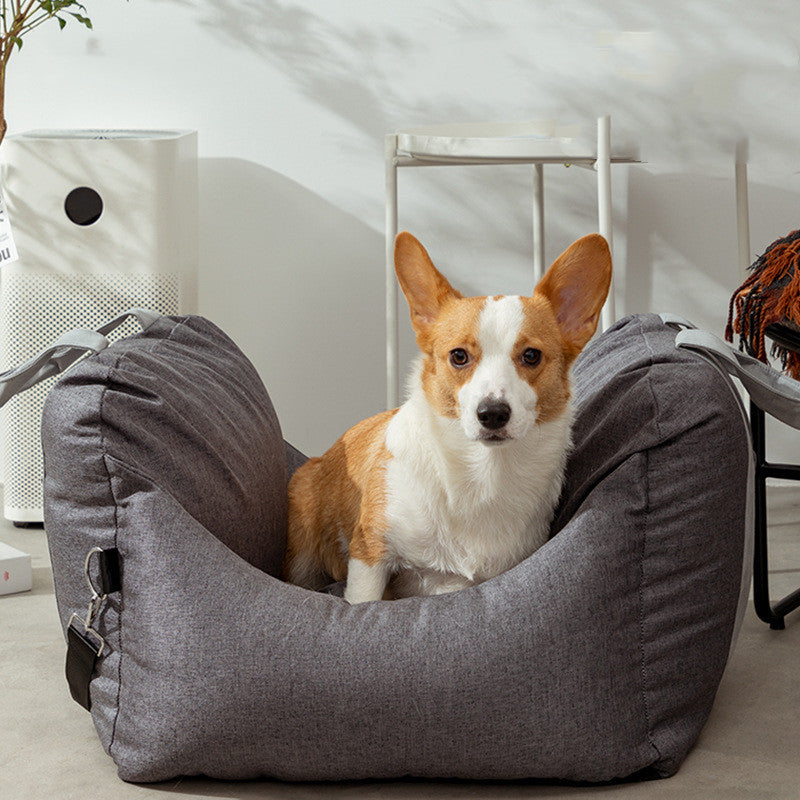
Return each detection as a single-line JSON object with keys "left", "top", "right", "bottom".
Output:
{"left": 395, "top": 232, "right": 461, "bottom": 337}
{"left": 535, "top": 234, "right": 612, "bottom": 355}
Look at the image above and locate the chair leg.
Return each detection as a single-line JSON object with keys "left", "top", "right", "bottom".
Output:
{"left": 750, "top": 401, "right": 797, "bottom": 629}
{"left": 596, "top": 114, "right": 614, "bottom": 332}
{"left": 735, "top": 153, "right": 751, "bottom": 283}
{"left": 532, "top": 163, "right": 545, "bottom": 282}
{"left": 385, "top": 134, "right": 399, "bottom": 410}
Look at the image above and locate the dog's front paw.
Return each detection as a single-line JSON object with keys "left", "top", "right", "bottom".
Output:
{"left": 344, "top": 557, "right": 388, "bottom": 604}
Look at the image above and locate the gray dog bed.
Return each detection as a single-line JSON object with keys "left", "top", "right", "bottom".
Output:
{"left": 40, "top": 312, "right": 750, "bottom": 784}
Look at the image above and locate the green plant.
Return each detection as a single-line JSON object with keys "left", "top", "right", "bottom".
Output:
{"left": 0, "top": 1, "right": 95, "bottom": 146}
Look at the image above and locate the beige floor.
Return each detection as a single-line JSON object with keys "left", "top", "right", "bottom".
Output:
{"left": 2, "top": 514, "right": 799, "bottom": 800}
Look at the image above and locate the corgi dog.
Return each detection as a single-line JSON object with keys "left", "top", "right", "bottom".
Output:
{"left": 283, "top": 232, "right": 611, "bottom": 603}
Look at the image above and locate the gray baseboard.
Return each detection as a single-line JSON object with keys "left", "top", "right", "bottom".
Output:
{"left": 766, "top": 480, "right": 800, "bottom": 527}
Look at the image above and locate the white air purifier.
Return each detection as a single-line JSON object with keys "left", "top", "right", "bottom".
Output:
{"left": 0, "top": 129, "right": 198, "bottom": 524}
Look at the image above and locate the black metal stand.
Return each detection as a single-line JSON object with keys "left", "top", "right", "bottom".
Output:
{"left": 750, "top": 322, "right": 800, "bottom": 629}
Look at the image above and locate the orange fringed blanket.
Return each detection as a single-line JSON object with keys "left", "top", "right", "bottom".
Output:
{"left": 726, "top": 228, "right": 800, "bottom": 379}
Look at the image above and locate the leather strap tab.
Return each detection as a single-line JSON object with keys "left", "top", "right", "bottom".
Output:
{"left": 95, "top": 548, "right": 121, "bottom": 595}
{"left": 66, "top": 623, "right": 103, "bottom": 711}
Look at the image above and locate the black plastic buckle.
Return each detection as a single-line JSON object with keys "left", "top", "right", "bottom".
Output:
{"left": 66, "top": 621, "right": 104, "bottom": 710}
{"left": 64, "top": 547, "right": 121, "bottom": 711}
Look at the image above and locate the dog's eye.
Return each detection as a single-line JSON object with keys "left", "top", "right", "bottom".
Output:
{"left": 522, "top": 348, "right": 542, "bottom": 366}
{"left": 449, "top": 348, "right": 470, "bottom": 368}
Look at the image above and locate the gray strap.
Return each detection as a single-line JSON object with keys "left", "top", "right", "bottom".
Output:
{"left": 0, "top": 308, "right": 162, "bottom": 409}
{"left": 96, "top": 308, "right": 161, "bottom": 337}
{"left": 676, "top": 328, "right": 800, "bottom": 429}
{"left": 658, "top": 312, "right": 697, "bottom": 330}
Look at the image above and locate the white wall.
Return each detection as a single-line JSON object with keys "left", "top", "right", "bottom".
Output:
{"left": 6, "top": 0, "right": 800, "bottom": 457}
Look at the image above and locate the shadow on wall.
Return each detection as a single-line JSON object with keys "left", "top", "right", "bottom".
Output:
{"left": 168, "top": 0, "right": 800, "bottom": 321}
{"left": 181, "top": 2, "right": 800, "bottom": 456}
{"left": 161, "top": 0, "right": 800, "bottom": 171}
{"left": 196, "top": 160, "right": 800, "bottom": 460}
{"left": 624, "top": 167, "right": 800, "bottom": 334}
{"left": 198, "top": 158, "right": 386, "bottom": 456}
{"left": 158, "top": 0, "right": 628, "bottom": 286}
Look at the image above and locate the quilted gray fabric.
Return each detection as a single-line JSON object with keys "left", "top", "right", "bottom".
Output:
{"left": 41, "top": 313, "right": 749, "bottom": 784}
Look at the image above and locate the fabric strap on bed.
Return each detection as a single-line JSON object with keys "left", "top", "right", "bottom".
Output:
{"left": 0, "top": 308, "right": 161, "bottom": 710}
{"left": 0, "top": 308, "right": 162, "bottom": 409}
{"left": 660, "top": 312, "right": 800, "bottom": 427}
{"left": 671, "top": 324, "right": 800, "bottom": 429}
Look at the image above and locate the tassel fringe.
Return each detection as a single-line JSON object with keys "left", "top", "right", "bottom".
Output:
{"left": 726, "top": 228, "right": 800, "bottom": 379}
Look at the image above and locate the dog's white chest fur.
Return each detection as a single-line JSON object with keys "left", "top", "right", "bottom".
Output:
{"left": 383, "top": 380, "right": 573, "bottom": 598}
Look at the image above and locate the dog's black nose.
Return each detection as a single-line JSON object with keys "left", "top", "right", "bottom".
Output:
{"left": 476, "top": 399, "right": 511, "bottom": 430}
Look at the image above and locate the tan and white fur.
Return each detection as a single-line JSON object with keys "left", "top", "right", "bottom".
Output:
{"left": 283, "top": 232, "right": 612, "bottom": 603}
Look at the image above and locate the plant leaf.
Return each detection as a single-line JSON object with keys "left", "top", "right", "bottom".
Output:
{"left": 69, "top": 12, "right": 92, "bottom": 29}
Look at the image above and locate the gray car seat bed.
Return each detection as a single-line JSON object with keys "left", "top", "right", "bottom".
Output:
{"left": 38, "top": 312, "right": 752, "bottom": 784}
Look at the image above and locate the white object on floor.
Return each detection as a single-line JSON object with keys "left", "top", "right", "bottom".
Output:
{"left": 0, "top": 540, "right": 32, "bottom": 595}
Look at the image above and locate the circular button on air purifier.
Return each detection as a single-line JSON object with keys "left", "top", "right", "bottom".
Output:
{"left": 64, "top": 186, "right": 103, "bottom": 226}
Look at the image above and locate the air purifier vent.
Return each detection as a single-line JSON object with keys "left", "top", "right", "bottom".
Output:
{"left": 0, "top": 272, "right": 182, "bottom": 518}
